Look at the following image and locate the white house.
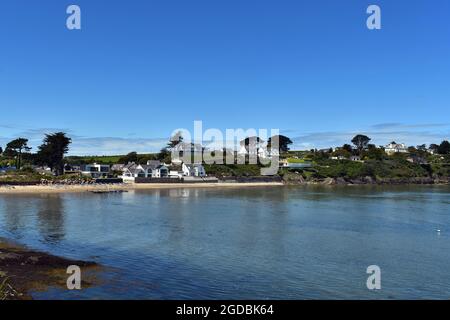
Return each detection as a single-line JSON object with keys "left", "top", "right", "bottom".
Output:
{"left": 120, "top": 161, "right": 169, "bottom": 182}
{"left": 331, "top": 156, "right": 347, "bottom": 160}
{"left": 182, "top": 162, "right": 207, "bottom": 177}
{"left": 150, "top": 164, "right": 169, "bottom": 178}
{"left": 120, "top": 163, "right": 140, "bottom": 180}
{"left": 81, "top": 163, "right": 110, "bottom": 178}
{"left": 171, "top": 142, "right": 204, "bottom": 164}
{"left": 385, "top": 142, "right": 408, "bottom": 155}
{"left": 238, "top": 137, "right": 269, "bottom": 159}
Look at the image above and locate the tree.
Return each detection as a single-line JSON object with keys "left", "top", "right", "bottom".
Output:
{"left": 333, "top": 147, "right": 351, "bottom": 159}
{"left": 241, "top": 136, "right": 263, "bottom": 152}
{"left": 429, "top": 144, "right": 439, "bottom": 153}
{"left": 4, "top": 138, "right": 31, "bottom": 169}
{"left": 0, "top": 146, "right": 3, "bottom": 155}
{"left": 267, "top": 135, "right": 293, "bottom": 153}
{"left": 438, "top": 140, "right": 450, "bottom": 155}
{"left": 36, "top": 132, "right": 72, "bottom": 175}
{"left": 167, "top": 131, "right": 183, "bottom": 149}
{"left": 342, "top": 144, "right": 353, "bottom": 153}
{"left": 408, "top": 146, "right": 417, "bottom": 153}
{"left": 364, "top": 144, "right": 386, "bottom": 160}
{"left": 351, "top": 135, "right": 371, "bottom": 155}
{"left": 417, "top": 144, "right": 427, "bottom": 152}
{"left": 118, "top": 152, "right": 138, "bottom": 164}
{"left": 157, "top": 147, "right": 171, "bottom": 163}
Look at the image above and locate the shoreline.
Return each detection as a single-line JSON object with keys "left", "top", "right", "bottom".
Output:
{"left": 0, "top": 180, "right": 448, "bottom": 194}
{"left": 0, "top": 239, "right": 98, "bottom": 300}
{"left": 0, "top": 182, "right": 285, "bottom": 194}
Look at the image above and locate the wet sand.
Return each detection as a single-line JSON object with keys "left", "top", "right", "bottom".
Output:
{"left": 0, "top": 182, "right": 284, "bottom": 194}
{"left": 0, "top": 239, "right": 98, "bottom": 300}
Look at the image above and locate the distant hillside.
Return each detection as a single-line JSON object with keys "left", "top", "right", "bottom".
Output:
{"left": 65, "top": 154, "right": 157, "bottom": 165}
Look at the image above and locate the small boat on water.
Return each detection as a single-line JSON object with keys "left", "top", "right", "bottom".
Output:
{"left": 90, "top": 190, "right": 128, "bottom": 194}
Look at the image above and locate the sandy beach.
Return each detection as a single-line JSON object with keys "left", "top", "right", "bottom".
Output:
{"left": 0, "top": 182, "right": 284, "bottom": 194}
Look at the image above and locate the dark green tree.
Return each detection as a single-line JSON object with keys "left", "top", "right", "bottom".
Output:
{"left": 342, "top": 144, "right": 353, "bottom": 153}
{"left": 4, "top": 138, "right": 31, "bottom": 169}
{"left": 365, "top": 144, "right": 386, "bottom": 160}
{"left": 351, "top": 135, "right": 371, "bottom": 155}
{"left": 119, "top": 152, "right": 138, "bottom": 164}
{"left": 167, "top": 131, "right": 184, "bottom": 149}
{"left": 416, "top": 144, "right": 427, "bottom": 152}
{"left": 241, "top": 136, "right": 263, "bottom": 153}
{"left": 36, "top": 132, "right": 72, "bottom": 175}
{"left": 267, "top": 135, "right": 293, "bottom": 153}
{"left": 157, "top": 147, "right": 171, "bottom": 163}
{"left": 429, "top": 144, "right": 439, "bottom": 153}
{"left": 438, "top": 140, "right": 450, "bottom": 154}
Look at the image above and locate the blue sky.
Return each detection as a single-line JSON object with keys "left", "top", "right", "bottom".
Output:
{"left": 1, "top": 0, "right": 449, "bottom": 155}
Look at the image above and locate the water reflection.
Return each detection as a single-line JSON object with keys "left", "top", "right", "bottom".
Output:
{"left": 36, "top": 195, "right": 66, "bottom": 244}
{"left": 0, "top": 185, "right": 449, "bottom": 299}
{"left": 1, "top": 196, "right": 34, "bottom": 239}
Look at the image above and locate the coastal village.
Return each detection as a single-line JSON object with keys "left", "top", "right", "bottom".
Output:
{"left": 0, "top": 132, "right": 449, "bottom": 187}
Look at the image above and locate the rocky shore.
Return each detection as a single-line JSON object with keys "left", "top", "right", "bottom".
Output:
{"left": 283, "top": 174, "right": 450, "bottom": 185}
{"left": 0, "top": 239, "right": 98, "bottom": 300}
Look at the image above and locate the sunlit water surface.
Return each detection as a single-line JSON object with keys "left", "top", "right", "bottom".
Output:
{"left": 1, "top": 185, "right": 449, "bottom": 299}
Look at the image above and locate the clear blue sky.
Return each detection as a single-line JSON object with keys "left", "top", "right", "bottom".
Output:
{"left": 1, "top": 0, "right": 449, "bottom": 155}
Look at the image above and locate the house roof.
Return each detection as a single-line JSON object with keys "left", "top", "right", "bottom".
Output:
{"left": 111, "top": 164, "right": 125, "bottom": 171}
{"left": 140, "top": 161, "right": 165, "bottom": 171}
{"left": 183, "top": 163, "right": 203, "bottom": 169}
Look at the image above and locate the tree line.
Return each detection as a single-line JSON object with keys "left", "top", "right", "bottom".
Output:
{"left": 0, "top": 132, "right": 71, "bottom": 175}
{"left": 348, "top": 134, "right": 450, "bottom": 155}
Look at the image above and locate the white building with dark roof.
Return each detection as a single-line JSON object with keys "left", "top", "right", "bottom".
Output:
{"left": 120, "top": 161, "right": 169, "bottom": 182}
{"left": 385, "top": 142, "right": 408, "bottom": 155}
{"left": 182, "top": 162, "right": 206, "bottom": 177}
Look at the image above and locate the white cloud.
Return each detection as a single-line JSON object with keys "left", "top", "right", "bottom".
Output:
{"left": 1, "top": 123, "right": 449, "bottom": 155}
{"left": 291, "top": 125, "right": 450, "bottom": 150}
{"left": 68, "top": 137, "right": 168, "bottom": 156}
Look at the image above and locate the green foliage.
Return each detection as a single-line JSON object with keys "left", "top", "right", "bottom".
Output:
{"left": 157, "top": 148, "right": 172, "bottom": 163}
{"left": 167, "top": 131, "right": 184, "bottom": 149}
{"left": 313, "top": 157, "right": 433, "bottom": 180}
{"left": 203, "top": 164, "right": 262, "bottom": 177}
{"left": 363, "top": 145, "right": 387, "bottom": 160}
{"left": 65, "top": 155, "right": 122, "bottom": 165}
{"left": 287, "top": 158, "right": 309, "bottom": 163}
{"left": 267, "top": 135, "right": 293, "bottom": 152}
{"left": 4, "top": 138, "right": 31, "bottom": 169}
{"left": 36, "top": 132, "right": 72, "bottom": 175}
{"left": 118, "top": 152, "right": 138, "bottom": 164}
{"left": 351, "top": 134, "right": 371, "bottom": 154}
{"left": 438, "top": 140, "right": 450, "bottom": 154}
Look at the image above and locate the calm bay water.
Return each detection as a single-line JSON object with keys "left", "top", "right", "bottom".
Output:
{"left": 1, "top": 185, "right": 449, "bottom": 299}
